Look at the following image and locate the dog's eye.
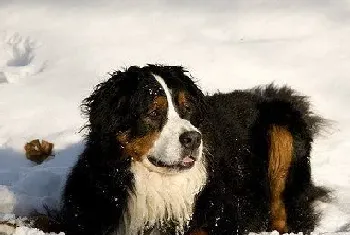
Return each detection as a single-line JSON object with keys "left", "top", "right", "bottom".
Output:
{"left": 183, "top": 104, "right": 192, "bottom": 114}
{"left": 185, "top": 104, "right": 192, "bottom": 112}
{"left": 147, "top": 110, "right": 160, "bottom": 119}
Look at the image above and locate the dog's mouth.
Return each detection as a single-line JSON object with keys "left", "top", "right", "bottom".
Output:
{"left": 148, "top": 155, "right": 197, "bottom": 170}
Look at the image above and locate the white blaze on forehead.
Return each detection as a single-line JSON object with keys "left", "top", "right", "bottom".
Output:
{"left": 153, "top": 75, "right": 177, "bottom": 116}
{"left": 152, "top": 73, "right": 198, "bottom": 139}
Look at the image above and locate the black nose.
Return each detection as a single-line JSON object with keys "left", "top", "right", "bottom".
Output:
{"left": 179, "top": 131, "right": 202, "bottom": 150}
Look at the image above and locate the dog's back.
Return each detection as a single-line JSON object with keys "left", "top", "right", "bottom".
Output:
{"left": 191, "top": 85, "right": 327, "bottom": 234}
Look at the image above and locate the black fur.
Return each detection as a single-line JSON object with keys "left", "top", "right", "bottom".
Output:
{"left": 60, "top": 65, "right": 326, "bottom": 235}
{"left": 191, "top": 85, "right": 326, "bottom": 234}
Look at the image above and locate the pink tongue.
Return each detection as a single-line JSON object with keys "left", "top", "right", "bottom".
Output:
{"left": 182, "top": 156, "right": 194, "bottom": 163}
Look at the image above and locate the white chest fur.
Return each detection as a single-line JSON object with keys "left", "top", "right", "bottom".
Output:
{"left": 117, "top": 160, "right": 207, "bottom": 235}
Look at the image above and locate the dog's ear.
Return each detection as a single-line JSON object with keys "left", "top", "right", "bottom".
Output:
{"left": 82, "top": 68, "right": 139, "bottom": 135}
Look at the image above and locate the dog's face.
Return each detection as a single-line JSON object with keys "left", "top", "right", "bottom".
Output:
{"left": 84, "top": 65, "right": 206, "bottom": 174}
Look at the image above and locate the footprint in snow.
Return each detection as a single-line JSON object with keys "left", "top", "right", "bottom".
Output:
{"left": 0, "top": 32, "right": 47, "bottom": 84}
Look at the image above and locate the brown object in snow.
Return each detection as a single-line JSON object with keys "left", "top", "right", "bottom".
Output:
{"left": 24, "top": 139, "right": 55, "bottom": 164}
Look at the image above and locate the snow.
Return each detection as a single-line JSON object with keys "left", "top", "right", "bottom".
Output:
{"left": 0, "top": 0, "right": 350, "bottom": 234}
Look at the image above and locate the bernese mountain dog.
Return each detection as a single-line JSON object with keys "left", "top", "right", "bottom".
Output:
{"left": 61, "top": 64, "right": 327, "bottom": 235}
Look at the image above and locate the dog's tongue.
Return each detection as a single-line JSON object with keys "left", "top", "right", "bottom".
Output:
{"left": 182, "top": 156, "right": 194, "bottom": 163}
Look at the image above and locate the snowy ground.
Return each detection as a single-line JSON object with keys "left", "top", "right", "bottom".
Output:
{"left": 0, "top": 0, "right": 350, "bottom": 234}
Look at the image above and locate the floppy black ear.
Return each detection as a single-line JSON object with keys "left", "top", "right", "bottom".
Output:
{"left": 81, "top": 68, "right": 140, "bottom": 135}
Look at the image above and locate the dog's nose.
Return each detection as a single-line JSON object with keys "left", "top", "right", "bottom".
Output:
{"left": 179, "top": 131, "right": 202, "bottom": 150}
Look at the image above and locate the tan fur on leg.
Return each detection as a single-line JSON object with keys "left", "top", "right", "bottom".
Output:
{"left": 188, "top": 229, "right": 208, "bottom": 235}
{"left": 268, "top": 125, "right": 293, "bottom": 233}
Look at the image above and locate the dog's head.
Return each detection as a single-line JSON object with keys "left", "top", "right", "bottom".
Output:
{"left": 83, "top": 65, "right": 206, "bottom": 174}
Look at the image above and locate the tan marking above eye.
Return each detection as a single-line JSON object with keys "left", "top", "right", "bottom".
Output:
{"left": 177, "top": 91, "right": 192, "bottom": 114}
{"left": 148, "top": 96, "right": 168, "bottom": 115}
{"left": 178, "top": 91, "right": 188, "bottom": 107}
{"left": 117, "top": 131, "right": 160, "bottom": 161}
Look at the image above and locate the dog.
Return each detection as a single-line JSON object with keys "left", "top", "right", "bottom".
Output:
{"left": 61, "top": 65, "right": 327, "bottom": 235}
